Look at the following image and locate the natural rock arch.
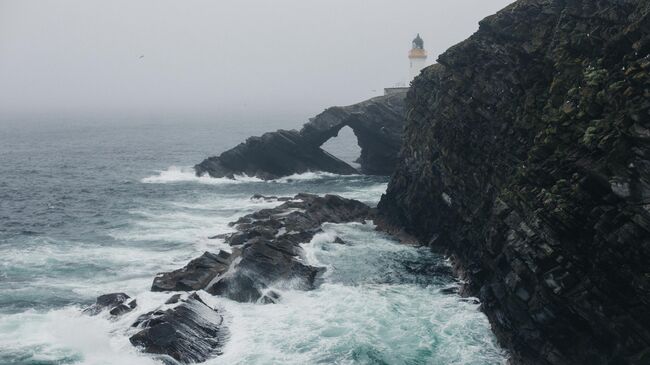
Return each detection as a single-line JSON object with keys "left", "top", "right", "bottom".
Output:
{"left": 195, "top": 91, "right": 407, "bottom": 179}
{"left": 299, "top": 92, "right": 406, "bottom": 175}
{"left": 320, "top": 125, "right": 362, "bottom": 168}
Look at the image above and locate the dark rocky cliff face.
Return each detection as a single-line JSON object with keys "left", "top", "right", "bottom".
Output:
{"left": 195, "top": 92, "right": 406, "bottom": 179}
{"left": 378, "top": 0, "right": 650, "bottom": 364}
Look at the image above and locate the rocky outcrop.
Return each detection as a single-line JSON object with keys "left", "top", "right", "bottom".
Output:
{"left": 195, "top": 92, "right": 407, "bottom": 179}
{"left": 89, "top": 193, "right": 372, "bottom": 364}
{"left": 151, "top": 251, "right": 232, "bottom": 292}
{"left": 130, "top": 293, "right": 228, "bottom": 364}
{"left": 83, "top": 292, "right": 137, "bottom": 316}
{"left": 83, "top": 292, "right": 226, "bottom": 363}
{"left": 299, "top": 92, "right": 407, "bottom": 175}
{"left": 153, "top": 194, "right": 371, "bottom": 302}
{"left": 378, "top": 0, "right": 650, "bottom": 364}
{"left": 194, "top": 130, "right": 358, "bottom": 180}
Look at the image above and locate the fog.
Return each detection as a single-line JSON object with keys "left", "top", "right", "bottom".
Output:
{"left": 0, "top": 0, "right": 513, "bottom": 123}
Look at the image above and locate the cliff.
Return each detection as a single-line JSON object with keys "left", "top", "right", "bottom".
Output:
{"left": 195, "top": 92, "right": 406, "bottom": 179}
{"left": 378, "top": 0, "right": 650, "bottom": 364}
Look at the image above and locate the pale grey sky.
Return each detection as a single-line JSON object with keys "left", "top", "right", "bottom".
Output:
{"left": 0, "top": 0, "right": 513, "bottom": 121}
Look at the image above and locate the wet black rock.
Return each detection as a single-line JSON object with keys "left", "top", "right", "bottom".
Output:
{"left": 152, "top": 251, "right": 232, "bottom": 292}
{"left": 195, "top": 130, "right": 358, "bottom": 180}
{"left": 154, "top": 194, "right": 372, "bottom": 302}
{"left": 195, "top": 92, "right": 407, "bottom": 179}
{"left": 378, "top": 0, "right": 650, "bottom": 364}
{"left": 84, "top": 293, "right": 136, "bottom": 316}
{"left": 164, "top": 294, "right": 182, "bottom": 305}
{"left": 333, "top": 237, "right": 346, "bottom": 245}
{"left": 130, "top": 293, "right": 228, "bottom": 364}
{"left": 109, "top": 299, "right": 137, "bottom": 316}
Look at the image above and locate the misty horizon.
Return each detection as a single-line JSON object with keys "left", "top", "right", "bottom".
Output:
{"left": 0, "top": 0, "right": 513, "bottom": 123}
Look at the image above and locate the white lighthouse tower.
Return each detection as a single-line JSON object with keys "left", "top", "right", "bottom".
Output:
{"left": 408, "top": 34, "right": 428, "bottom": 80}
{"left": 384, "top": 34, "right": 430, "bottom": 95}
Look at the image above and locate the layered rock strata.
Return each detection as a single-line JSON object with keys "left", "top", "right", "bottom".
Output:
{"left": 129, "top": 293, "right": 228, "bottom": 364}
{"left": 378, "top": 0, "right": 650, "bottom": 364}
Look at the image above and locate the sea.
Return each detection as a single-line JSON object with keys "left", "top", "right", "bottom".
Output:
{"left": 0, "top": 117, "right": 507, "bottom": 365}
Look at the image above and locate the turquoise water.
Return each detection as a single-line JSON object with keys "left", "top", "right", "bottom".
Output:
{"left": 0, "top": 120, "right": 506, "bottom": 364}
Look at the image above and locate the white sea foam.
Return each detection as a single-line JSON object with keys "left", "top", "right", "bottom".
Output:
{"left": 0, "top": 291, "right": 185, "bottom": 365}
{"left": 209, "top": 222, "right": 507, "bottom": 365}
{"left": 2, "top": 166, "right": 506, "bottom": 365}
{"left": 335, "top": 182, "right": 389, "bottom": 205}
{"left": 0, "top": 308, "right": 152, "bottom": 365}
{"left": 213, "top": 283, "right": 506, "bottom": 365}
{"left": 272, "top": 171, "right": 356, "bottom": 183}
{"left": 141, "top": 166, "right": 263, "bottom": 185}
{"left": 141, "top": 166, "right": 358, "bottom": 185}
{"left": 169, "top": 197, "right": 280, "bottom": 211}
{"left": 108, "top": 194, "right": 283, "bottom": 253}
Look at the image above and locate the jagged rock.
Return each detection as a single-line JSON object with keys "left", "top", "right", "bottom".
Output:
{"left": 153, "top": 194, "right": 371, "bottom": 302}
{"left": 109, "top": 299, "right": 137, "bottom": 316}
{"left": 207, "top": 236, "right": 326, "bottom": 301}
{"left": 195, "top": 92, "right": 407, "bottom": 179}
{"left": 195, "top": 130, "right": 358, "bottom": 180}
{"left": 152, "top": 251, "right": 232, "bottom": 292}
{"left": 299, "top": 92, "right": 408, "bottom": 175}
{"left": 333, "top": 236, "right": 346, "bottom": 244}
{"left": 164, "top": 294, "right": 182, "bottom": 305}
{"left": 130, "top": 293, "right": 228, "bottom": 364}
{"left": 83, "top": 293, "right": 135, "bottom": 316}
{"left": 378, "top": 1, "right": 650, "bottom": 364}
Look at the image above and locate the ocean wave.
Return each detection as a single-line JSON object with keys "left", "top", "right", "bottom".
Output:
{"left": 335, "top": 183, "right": 388, "bottom": 205}
{"left": 141, "top": 166, "right": 358, "bottom": 185}
{"left": 215, "top": 221, "right": 506, "bottom": 365}
{"left": 141, "top": 166, "right": 263, "bottom": 185}
{"left": 272, "top": 171, "right": 357, "bottom": 183}
{"left": 0, "top": 293, "right": 175, "bottom": 365}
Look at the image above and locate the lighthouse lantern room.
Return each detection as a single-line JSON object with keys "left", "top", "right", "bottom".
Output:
{"left": 408, "top": 34, "right": 428, "bottom": 81}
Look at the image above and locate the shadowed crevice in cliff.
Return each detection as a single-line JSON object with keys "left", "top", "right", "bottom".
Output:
{"left": 378, "top": 0, "right": 650, "bottom": 364}
{"left": 195, "top": 92, "right": 406, "bottom": 179}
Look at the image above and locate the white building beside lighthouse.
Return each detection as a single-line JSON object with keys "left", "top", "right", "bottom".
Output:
{"left": 409, "top": 33, "right": 428, "bottom": 80}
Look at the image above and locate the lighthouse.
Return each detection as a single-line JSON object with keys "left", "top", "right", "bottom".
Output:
{"left": 384, "top": 34, "right": 430, "bottom": 95}
{"left": 408, "top": 34, "right": 428, "bottom": 80}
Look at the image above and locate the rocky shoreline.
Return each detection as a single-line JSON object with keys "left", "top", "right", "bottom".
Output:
{"left": 87, "top": 193, "right": 375, "bottom": 363}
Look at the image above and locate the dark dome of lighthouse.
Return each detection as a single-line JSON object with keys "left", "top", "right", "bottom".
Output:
{"left": 409, "top": 33, "right": 427, "bottom": 59}
{"left": 412, "top": 34, "right": 424, "bottom": 50}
